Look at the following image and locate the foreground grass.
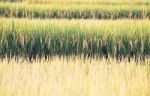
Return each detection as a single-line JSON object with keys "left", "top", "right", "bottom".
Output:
{"left": 0, "top": 56, "right": 150, "bottom": 96}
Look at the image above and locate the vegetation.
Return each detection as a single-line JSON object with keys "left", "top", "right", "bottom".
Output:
{"left": 1, "top": 0, "right": 150, "bottom": 4}
{"left": 0, "top": 18, "right": 149, "bottom": 59}
{"left": 0, "top": 3, "right": 150, "bottom": 19}
{"left": 0, "top": 57, "right": 150, "bottom": 96}
{"left": 0, "top": 0, "right": 149, "bottom": 96}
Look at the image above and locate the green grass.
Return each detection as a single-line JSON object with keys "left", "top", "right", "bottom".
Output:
{"left": 0, "top": 18, "right": 150, "bottom": 58}
{"left": 0, "top": 3, "right": 150, "bottom": 19}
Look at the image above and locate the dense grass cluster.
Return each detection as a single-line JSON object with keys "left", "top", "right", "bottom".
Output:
{"left": 0, "top": 3, "right": 150, "bottom": 19}
{"left": 0, "top": 1, "right": 150, "bottom": 60}
{"left": 0, "top": 18, "right": 150, "bottom": 59}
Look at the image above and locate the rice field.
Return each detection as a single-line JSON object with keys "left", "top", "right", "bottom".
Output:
{"left": 0, "top": 18, "right": 150, "bottom": 59}
{"left": 1, "top": 0, "right": 150, "bottom": 4}
{"left": 0, "top": 3, "right": 150, "bottom": 19}
{"left": 0, "top": 0, "right": 150, "bottom": 96}
{"left": 0, "top": 56, "right": 150, "bottom": 96}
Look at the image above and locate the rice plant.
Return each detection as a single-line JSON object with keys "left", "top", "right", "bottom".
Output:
{"left": 0, "top": 18, "right": 149, "bottom": 59}
{"left": 0, "top": 3, "right": 150, "bottom": 19}
{"left": 0, "top": 56, "right": 150, "bottom": 96}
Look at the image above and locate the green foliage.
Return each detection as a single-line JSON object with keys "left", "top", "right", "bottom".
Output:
{"left": 0, "top": 18, "right": 150, "bottom": 58}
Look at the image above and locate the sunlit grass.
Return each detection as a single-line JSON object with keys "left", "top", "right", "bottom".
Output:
{"left": 0, "top": 2, "right": 149, "bottom": 19}
{"left": 0, "top": 56, "right": 150, "bottom": 96}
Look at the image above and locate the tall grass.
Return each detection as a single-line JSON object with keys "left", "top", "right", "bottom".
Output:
{"left": 0, "top": 18, "right": 150, "bottom": 58}
{"left": 0, "top": 57, "right": 150, "bottom": 96}
{"left": 0, "top": 3, "right": 150, "bottom": 19}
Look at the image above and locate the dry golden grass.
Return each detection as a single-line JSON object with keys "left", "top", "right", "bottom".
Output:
{"left": 0, "top": 56, "right": 150, "bottom": 96}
